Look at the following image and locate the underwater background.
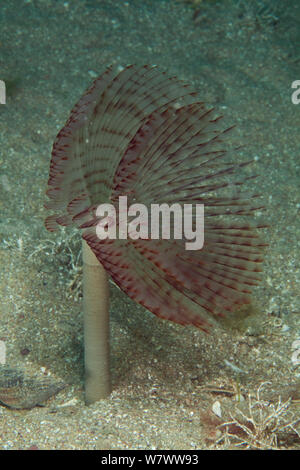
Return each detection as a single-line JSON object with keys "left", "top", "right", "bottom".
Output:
{"left": 0, "top": 0, "right": 299, "bottom": 450}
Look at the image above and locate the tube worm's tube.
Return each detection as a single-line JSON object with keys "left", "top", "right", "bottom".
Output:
{"left": 82, "top": 240, "right": 111, "bottom": 404}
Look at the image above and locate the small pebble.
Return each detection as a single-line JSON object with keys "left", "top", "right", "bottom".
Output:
{"left": 212, "top": 400, "right": 222, "bottom": 418}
